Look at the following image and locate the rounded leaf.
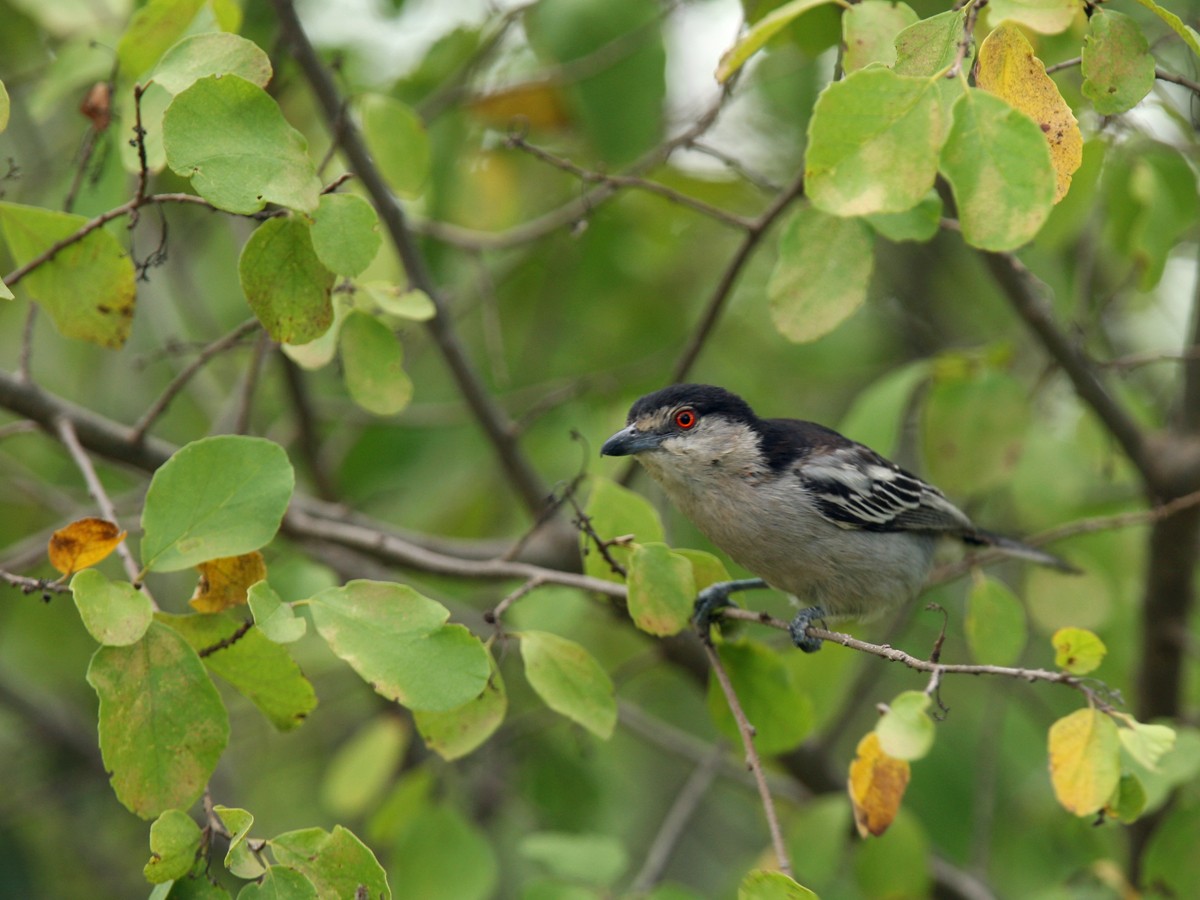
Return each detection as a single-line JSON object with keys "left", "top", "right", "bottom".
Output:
{"left": 144, "top": 809, "right": 202, "bottom": 884}
{"left": 519, "top": 630, "right": 616, "bottom": 739}
{"left": 151, "top": 32, "right": 272, "bottom": 95}
{"left": 357, "top": 94, "right": 430, "bottom": 199}
{"left": 627, "top": 542, "right": 695, "bottom": 636}
{"left": 339, "top": 311, "right": 413, "bottom": 416}
{"left": 70, "top": 568, "right": 153, "bottom": 647}
{"left": 1052, "top": 626, "right": 1106, "bottom": 674}
{"left": 875, "top": 690, "right": 935, "bottom": 761}
{"left": 140, "top": 436, "right": 295, "bottom": 574}
{"left": 239, "top": 217, "right": 335, "bottom": 345}
{"left": 1048, "top": 707, "right": 1120, "bottom": 816}
{"left": 311, "top": 193, "right": 381, "bottom": 277}
{"left": 414, "top": 655, "right": 506, "bottom": 761}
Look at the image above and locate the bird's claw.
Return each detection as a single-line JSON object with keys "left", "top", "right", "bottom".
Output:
{"left": 788, "top": 606, "right": 827, "bottom": 653}
{"left": 692, "top": 582, "right": 740, "bottom": 635}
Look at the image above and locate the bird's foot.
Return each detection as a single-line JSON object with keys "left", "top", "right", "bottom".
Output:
{"left": 788, "top": 606, "right": 827, "bottom": 653}
{"left": 692, "top": 578, "right": 766, "bottom": 638}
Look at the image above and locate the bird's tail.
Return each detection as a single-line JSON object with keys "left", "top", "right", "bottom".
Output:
{"left": 966, "top": 530, "right": 1081, "bottom": 574}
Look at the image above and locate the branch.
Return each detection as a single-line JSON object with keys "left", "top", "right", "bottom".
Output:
{"left": 130, "top": 318, "right": 260, "bottom": 443}
{"left": 0, "top": 569, "right": 71, "bottom": 596}
{"left": 53, "top": 416, "right": 154, "bottom": 602}
{"left": 507, "top": 134, "right": 753, "bottom": 230}
{"left": 267, "top": 0, "right": 551, "bottom": 517}
{"left": 700, "top": 635, "right": 794, "bottom": 880}
{"left": 980, "top": 251, "right": 1156, "bottom": 484}
{"left": 720, "top": 607, "right": 1116, "bottom": 708}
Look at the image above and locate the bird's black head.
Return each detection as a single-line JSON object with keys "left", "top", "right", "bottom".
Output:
{"left": 601, "top": 384, "right": 758, "bottom": 457}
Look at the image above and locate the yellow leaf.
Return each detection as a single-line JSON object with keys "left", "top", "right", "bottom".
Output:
{"left": 848, "top": 731, "right": 911, "bottom": 837}
{"left": 1052, "top": 626, "right": 1107, "bottom": 674}
{"left": 467, "top": 81, "right": 571, "bottom": 130}
{"left": 1048, "top": 707, "right": 1120, "bottom": 816}
{"left": 48, "top": 517, "right": 127, "bottom": 575}
{"left": 189, "top": 552, "right": 267, "bottom": 613}
{"left": 975, "top": 24, "right": 1082, "bottom": 202}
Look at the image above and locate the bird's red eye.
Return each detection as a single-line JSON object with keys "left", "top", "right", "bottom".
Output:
{"left": 674, "top": 409, "right": 697, "bottom": 429}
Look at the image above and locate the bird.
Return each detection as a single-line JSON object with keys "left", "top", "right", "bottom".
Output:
{"left": 600, "top": 384, "right": 1076, "bottom": 651}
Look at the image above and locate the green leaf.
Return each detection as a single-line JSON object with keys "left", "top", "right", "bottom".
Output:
{"left": 160, "top": 612, "right": 317, "bottom": 732}
{"left": 875, "top": 690, "right": 935, "bottom": 761}
{"left": 706, "top": 639, "right": 814, "bottom": 755}
{"left": 673, "top": 548, "right": 731, "bottom": 593}
{"left": 0, "top": 202, "right": 136, "bottom": 349}
{"left": 269, "top": 826, "right": 391, "bottom": 900}
{"left": 238, "top": 217, "right": 335, "bottom": 344}
{"left": 737, "top": 869, "right": 819, "bottom": 899}
{"left": 215, "top": 806, "right": 262, "bottom": 879}
{"left": 144, "top": 809, "right": 202, "bottom": 884}
{"left": 715, "top": 0, "right": 840, "bottom": 81}
{"left": 413, "top": 655, "right": 506, "bottom": 761}
{"left": 893, "top": 9, "right": 967, "bottom": 76}
{"left": 988, "top": 0, "right": 1081, "bottom": 35}
{"left": 140, "top": 435, "right": 295, "bottom": 573}
{"left": 806, "top": 68, "right": 947, "bottom": 216}
{"left": 163, "top": 75, "right": 322, "bottom": 214}
{"left": 308, "top": 580, "right": 491, "bottom": 711}
{"left": 0, "top": 79, "right": 10, "bottom": 131}
{"left": 1130, "top": 0, "right": 1200, "bottom": 56}
{"left": 1142, "top": 801, "right": 1200, "bottom": 893}
{"left": 965, "top": 576, "right": 1027, "bottom": 667}
{"left": 519, "top": 630, "right": 617, "bottom": 739}
{"left": 339, "top": 311, "right": 413, "bottom": 416}
{"left": 388, "top": 805, "right": 497, "bottom": 900}
{"left": 520, "top": 832, "right": 627, "bottom": 886}
{"left": 768, "top": 205, "right": 874, "bottom": 343}
{"left": 310, "top": 193, "right": 381, "bottom": 277}
{"left": 1081, "top": 11, "right": 1155, "bottom": 115}
{"left": 86, "top": 622, "right": 229, "bottom": 819}
{"left": 281, "top": 297, "right": 349, "bottom": 370}
{"left": 842, "top": 0, "right": 918, "bottom": 72}
{"left": 357, "top": 94, "right": 430, "bottom": 199}
{"left": 248, "top": 581, "right": 307, "bottom": 644}
{"left": 921, "top": 362, "right": 1029, "bottom": 496}
{"left": 363, "top": 283, "right": 437, "bottom": 321}
{"left": 1052, "top": 626, "right": 1106, "bottom": 674}
{"left": 151, "top": 32, "right": 273, "bottom": 95}
{"left": 1118, "top": 719, "right": 1176, "bottom": 770}
{"left": 580, "top": 476, "right": 664, "bottom": 584}
{"left": 117, "top": 0, "right": 205, "bottom": 77}
{"left": 70, "top": 568, "right": 154, "bottom": 647}
{"left": 525, "top": 0, "right": 665, "bottom": 167}
{"left": 237, "top": 867, "right": 318, "bottom": 900}
{"left": 321, "top": 716, "right": 408, "bottom": 818}
{"left": 627, "top": 542, "right": 695, "bottom": 636}
{"left": 939, "top": 88, "right": 1055, "bottom": 251}
{"left": 837, "top": 359, "right": 931, "bottom": 456}
{"left": 864, "top": 192, "right": 942, "bottom": 243}
{"left": 1106, "top": 772, "right": 1147, "bottom": 824}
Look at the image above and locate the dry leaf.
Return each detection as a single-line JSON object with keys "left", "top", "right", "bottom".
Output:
{"left": 189, "top": 552, "right": 267, "bottom": 613}
{"left": 976, "top": 24, "right": 1082, "bottom": 202}
{"left": 48, "top": 517, "right": 127, "bottom": 575}
{"left": 467, "top": 81, "right": 571, "bottom": 130}
{"left": 848, "top": 731, "right": 911, "bottom": 837}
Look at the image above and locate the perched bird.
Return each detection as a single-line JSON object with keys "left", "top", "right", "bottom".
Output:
{"left": 600, "top": 384, "right": 1075, "bottom": 651}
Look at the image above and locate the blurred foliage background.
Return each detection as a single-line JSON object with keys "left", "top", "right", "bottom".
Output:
{"left": 2, "top": 0, "right": 1200, "bottom": 896}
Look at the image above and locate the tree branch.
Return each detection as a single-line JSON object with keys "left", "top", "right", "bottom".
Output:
{"left": 268, "top": 0, "right": 551, "bottom": 516}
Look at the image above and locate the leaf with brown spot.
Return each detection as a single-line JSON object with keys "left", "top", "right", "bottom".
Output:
{"left": 48, "top": 517, "right": 127, "bottom": 575}
{"left": 848, "top": 731, "right": 911, "bottom": 837}
{"left": 189, "top": 551, "right": 267, "bottom": 613}
{"left": 976, "top": 24, "right": 1082, "bottom": 203}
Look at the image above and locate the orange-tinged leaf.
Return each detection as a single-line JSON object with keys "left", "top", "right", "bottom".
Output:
{"left": 468, "top": 81, "right": 571, "bottom": 130}
{"left": 975, "top": 23, "right": 1082, "bottom": 202}
{"left": 848, "top": 731, "right": 911, "bottom": 837}
{"left": 1048, "top": 707, "right": 1120, "bottom": 816}
{"left": 48, "top": 517, "right": 127, "bottom": 575}
{"left": 189, "top": 552, "right": 267, "bottom": 613}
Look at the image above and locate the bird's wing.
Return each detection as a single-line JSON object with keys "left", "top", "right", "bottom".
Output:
{"left": 796, "top": 443, "right": 973, "bottom": 534}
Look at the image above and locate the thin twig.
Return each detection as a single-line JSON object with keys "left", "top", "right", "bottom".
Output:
{"left": 629, "top": 746, "right": 724, "bottom": 892}
{"left": 700, "top": 636, "right": 794, "bottom": 879}
{"left": 130, "top": 318, "right": 260, "bottom": 443}
{"left": 53, "top": 417, "right": 155, "bottom": 603}
{"left": 268, "top": 0, "right": 552, "bottom": 516}
{"left": 198, "top": 620, "right": 253, "bottom": 658}
{"left": 507, "top": 135, "right": 753, "bottom": 230}
{"left": 0, "top": 569, "right": 72, "bottom": 595}
{"left": 486, "top": 575, "right": 546, "bottom": 625}
{"left": 1155, "top": 66, "right": 1200, "bottom": 97}
{"left": 720, "top": 607, "right": 1113, "bottom": 709}
{"left": 1044, "top": 56, "right": 1081, "bottom": 75}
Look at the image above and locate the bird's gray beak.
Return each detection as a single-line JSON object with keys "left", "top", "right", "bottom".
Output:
{"left": 600, "top": 424, "right": 662, "bottom": 457}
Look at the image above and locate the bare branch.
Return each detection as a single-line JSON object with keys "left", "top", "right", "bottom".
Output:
{"left": 53, "top": 416, "right": 154, "bottom": 602}
{"left": 700, "top": 635, "right": 794, "bottom": 880}
{"left": 267, "top": 0, "right": 551, "bottom": 516}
